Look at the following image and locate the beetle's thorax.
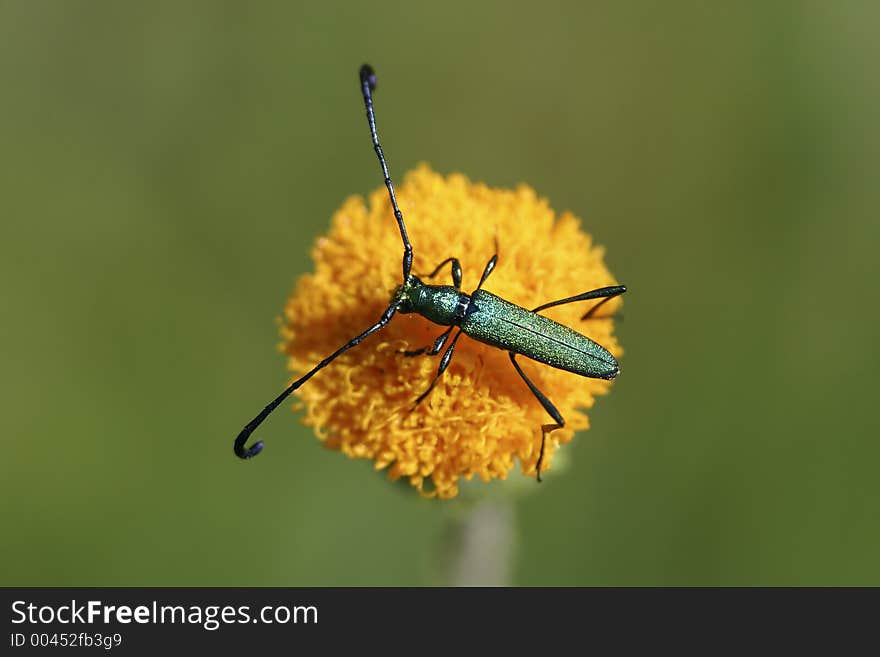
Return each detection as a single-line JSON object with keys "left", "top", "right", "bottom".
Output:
{"left": 394, "top": 275, "right": 473, "bottom": 326}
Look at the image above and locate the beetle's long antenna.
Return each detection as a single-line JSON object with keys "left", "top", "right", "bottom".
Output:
{"left": 360, "top": 64, "right": 413, "bottom": 282}
{"left": 234, "top": 303, "right": 398, "bottom": 459}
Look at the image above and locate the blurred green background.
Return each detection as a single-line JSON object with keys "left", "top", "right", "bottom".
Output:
{"left": 2, "top": 1, "right": 878, "bottom": 585}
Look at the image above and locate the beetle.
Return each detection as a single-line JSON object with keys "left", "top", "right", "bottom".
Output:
{"left": 234, "top": 64, "right": 626, "bottom": 480}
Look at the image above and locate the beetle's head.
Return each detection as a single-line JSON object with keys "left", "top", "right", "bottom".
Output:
{"left": 393, "top": 275, "right": 424, "bottom": 314}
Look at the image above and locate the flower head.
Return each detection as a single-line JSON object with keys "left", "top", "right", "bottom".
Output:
{"left": 280, "top": 164, "right": 622, "bottom": 499}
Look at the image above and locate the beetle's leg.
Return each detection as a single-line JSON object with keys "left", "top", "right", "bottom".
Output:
{"left": 401, "top": 326, "right": 454, "bottom": 357}
{"left": 475, "top": 253, "right": 498, "bottom": 290}
{"left": 424, "top": 257, "right": 462, "bottom": 290}
{"left": 412, "top": 328, "right": 465, "bottom": 407}
{"left": 508, "top": 352, "right": 565, "bottom": 482}
{"left": 530, "top": 285, "right": 627, "bottom": 320}
{"left": 581, "top": 295, "right": 624, "bottom": 321}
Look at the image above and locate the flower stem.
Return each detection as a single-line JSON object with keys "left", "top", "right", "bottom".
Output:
{"left": 444, "top": 498, "right": 516, "bottom": 586}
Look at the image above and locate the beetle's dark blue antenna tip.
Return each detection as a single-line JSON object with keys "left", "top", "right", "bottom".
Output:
{"left": 360, "top": 64, "right": 377, "bottom": 91}
{"left": 234, "top": 431, "right": 264, "bottom": 459}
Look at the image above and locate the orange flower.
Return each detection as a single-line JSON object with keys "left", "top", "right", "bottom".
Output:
{"left": 280, "top": 164, "right": 623, "bottom": 499}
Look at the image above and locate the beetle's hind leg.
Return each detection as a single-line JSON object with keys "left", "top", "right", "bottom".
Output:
{"left": 508, "top": 352, "right": 564, "bottom": 482}
{"left": 529, "top": 285, "right": 627, "bottom": 321}
{"left": 581, "top": 295, "right": 623, "bottom": 322}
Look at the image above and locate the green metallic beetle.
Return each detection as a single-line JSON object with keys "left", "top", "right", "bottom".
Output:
{"left": 234, "top": 64, "right": 626, "bottom": 480}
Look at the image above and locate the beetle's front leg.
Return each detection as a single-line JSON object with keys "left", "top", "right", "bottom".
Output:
{"left": 423, "top": 257, "right": 462, "bottom": 290}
